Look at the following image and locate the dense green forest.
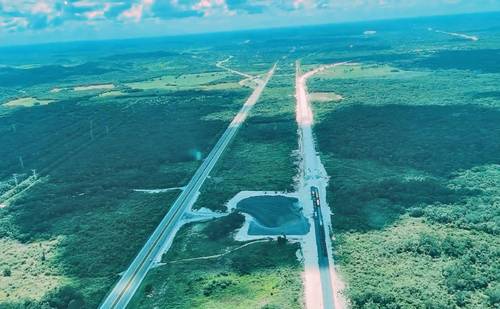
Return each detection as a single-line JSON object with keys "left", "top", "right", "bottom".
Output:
{"left": 310, "top": 37, "right": 500, "bottom": 308}
{"left": 0, "top": 52, "right": 252, "bottom": 307}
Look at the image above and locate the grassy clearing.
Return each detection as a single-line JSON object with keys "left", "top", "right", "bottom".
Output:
{"left": 315, "top": 64, "right": 422, "bottom": 79}
{"left": 98, "top": 90, "right": 126, "bottom": 98}
{"left": 126, "top": 71, "right": 242, "bottom": 91}
{"left": 0, "top": 238, "right": 64, "bottom": 301}
{"left": 73, "top": 84, "right": 115, "bottom": 91}
{"left": 129, "top": 219, "right": 303, "bottom": 309}
{"left": 308, "top": 92, "right": 343, "bottom": 103}
{"left": 3, "top": 97, "right": 55, "bottom": 108}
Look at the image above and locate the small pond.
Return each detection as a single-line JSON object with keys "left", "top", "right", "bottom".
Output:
{"left": 236, "top": 195, "right": 310, "bottom": 235}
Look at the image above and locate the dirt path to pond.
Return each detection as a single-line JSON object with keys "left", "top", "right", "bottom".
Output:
{"left": 165, "top": 239, "right": 270, "bottom": 264}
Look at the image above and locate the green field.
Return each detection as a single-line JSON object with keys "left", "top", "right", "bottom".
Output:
{"left": 4, "top": 97, "right": 55, "bottom": 108}
{"left": 126, "top": 71, "right": 242, "bottom": 91}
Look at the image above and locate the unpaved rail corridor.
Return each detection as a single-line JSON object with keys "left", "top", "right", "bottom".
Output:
{"left": 295, "top": 61, "right": 348, "bottom": 309}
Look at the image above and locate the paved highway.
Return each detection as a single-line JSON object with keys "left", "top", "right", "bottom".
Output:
{"left": 99, "top": 63, "right": 276, "bottom": 309}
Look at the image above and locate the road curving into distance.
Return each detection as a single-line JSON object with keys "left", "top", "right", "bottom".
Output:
{"left": 99, "top": 63, "right": 276, "bottom": 309}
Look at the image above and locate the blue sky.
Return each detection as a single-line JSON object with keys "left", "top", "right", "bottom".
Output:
{"left": 1, "top": 0, "right": 500, "bottom": 45}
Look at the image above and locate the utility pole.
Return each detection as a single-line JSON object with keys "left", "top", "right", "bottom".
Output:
{"left": 13, "top": 174, "right": 18, "bottom": 186}
{"left": 89, "top": 119, "right": 94, "bottom": 141}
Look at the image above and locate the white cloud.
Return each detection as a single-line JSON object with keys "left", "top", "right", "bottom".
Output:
{"left": 0, "top": 16, "right": 29, "bottom": 32}
{"left": 31, "top": 1, "right": 53, "bottom": 14}
{"left": 0, "top": 0, "right": 499, "bottom": 38}
{"left": 83, "top": 3, "right": 111, "bottom": 19}
{"left": 192, "top": 0, "right": 235, "bottom": 16}
{"left": 292, "top": 0, "right": 317, "bottom": 9}
{"left": 72, "top": 1, "right": 101, "bottom": 8}
{"left": 119, "top": 0, "right": 155, "bottom": 22}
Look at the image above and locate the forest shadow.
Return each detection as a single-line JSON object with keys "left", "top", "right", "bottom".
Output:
{"left": 317, "top": 103, "right": 500, "bottom": 178}
{"left": 0, "top": 62, "right": 112, "bottom": 87}
{"left": 316, "top": 103, "right": 500, "bottom": 232}
{"left": 409, "top": 49, "right": 500, "bottom": 73}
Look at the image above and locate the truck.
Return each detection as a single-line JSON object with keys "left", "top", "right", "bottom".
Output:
{"left": 311, "top": 186, "right": 320, "bottom": 207}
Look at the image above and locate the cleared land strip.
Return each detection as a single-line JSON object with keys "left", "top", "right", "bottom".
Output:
{"left": 99, "top": 63, "right": 276, "bottom": 309}
{"left": 296, "top": 61, "right": 349, "bottom": 309}
{"left": 216, "top": 56, "right": 255, "bottom": 79}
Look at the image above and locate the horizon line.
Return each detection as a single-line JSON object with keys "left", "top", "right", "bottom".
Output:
{"left": 1, "top": 9, "right": 499, "bottom": 49}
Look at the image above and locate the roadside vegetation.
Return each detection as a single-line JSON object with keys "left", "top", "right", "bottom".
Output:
{"left": 130, "top": 63, "right": 304, "bottom": 308}
{"left": 194, "top": 64, "right": 299, "bottom": 212}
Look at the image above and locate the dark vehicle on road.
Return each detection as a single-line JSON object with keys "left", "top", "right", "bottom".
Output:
{"left": 311, "top": 186, "right": 320, "bottom": 207}
{"left": 311, "top": 186, "right": 328, "bottom": 257}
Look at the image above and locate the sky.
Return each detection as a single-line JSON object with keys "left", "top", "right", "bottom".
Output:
{"left": 1, "top": 0, "right": 500, "bottom": 46}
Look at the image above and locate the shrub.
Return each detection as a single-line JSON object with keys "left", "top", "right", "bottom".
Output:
{"left": 441, "top": 236, "right": 471, "bottom": 257}
{"left": 202, "top": 279, "right": 235, "bottom": 296}
{"left": 349, "top": 290, "right": 398, "bottom": 308}
{"left": 277, "top": 235, "right": 288, "bottom": 246}
{"left": 41, "top": 285, "right": 85, "bottom": 309}
{"left": 3, "top": 267, "right": 11, "bottom": 277}
{"left": 204, "top": 212, "right": 245, "bottom": 240}
{"left": 144, "top": 283, "right": 153, "bottom": 295}
{"left": 486, "top": 284, "right": 500, "bottom": 306}
{"left": 417, "top": 234, "right": 442, "bottom": 258}
{"left": 408, "top": 207, "right": 424, "bottom": 218}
